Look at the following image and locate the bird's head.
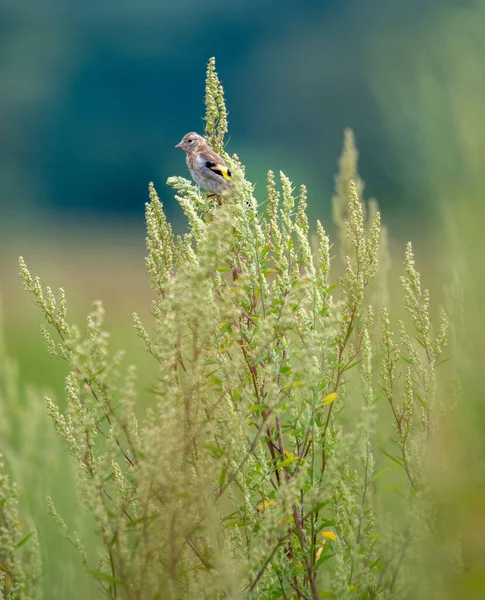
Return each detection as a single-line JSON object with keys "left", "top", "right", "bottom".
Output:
{"left": 175, "top": 132, "right": 206, "bottom": 154}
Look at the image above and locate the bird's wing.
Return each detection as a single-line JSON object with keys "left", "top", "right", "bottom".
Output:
{"left": 199, "top": 151, "right": 232, "bottom": 180}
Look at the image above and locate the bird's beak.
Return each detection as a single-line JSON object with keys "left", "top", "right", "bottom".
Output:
{"left": 175, "top": 141, "right": 183, "bottom": 148}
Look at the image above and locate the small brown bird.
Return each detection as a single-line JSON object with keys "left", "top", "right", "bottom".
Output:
{"left": 175, "top": 132, "right": 231, "bottom": 197}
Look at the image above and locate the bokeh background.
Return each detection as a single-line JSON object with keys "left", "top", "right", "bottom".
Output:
{"left": 2, "top": 0, "right": 485, "bottom": 597}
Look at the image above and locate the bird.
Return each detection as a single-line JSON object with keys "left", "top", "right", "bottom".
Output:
{"left": 175, "top": 132, "right": 231, "bottom": 198}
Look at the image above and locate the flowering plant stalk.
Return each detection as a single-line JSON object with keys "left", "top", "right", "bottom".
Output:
{"left": 16, "top": 58, "right": 455, "bottom": 600}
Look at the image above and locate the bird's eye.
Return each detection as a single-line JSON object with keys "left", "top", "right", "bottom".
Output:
{"left": 187, "top": 139, "right": 193, "bottom": 143}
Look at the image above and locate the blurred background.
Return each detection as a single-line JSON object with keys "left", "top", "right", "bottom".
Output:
{"left": 2, "top": 0, "right": 485, "bottom": 597}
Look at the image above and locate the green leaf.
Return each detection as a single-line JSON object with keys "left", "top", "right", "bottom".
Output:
{"left": 369, "top": 558, "right": 384, "bottom": 570}
{"left": 16, "top": 532, "right": 33, "bottom": 549}
{"left": 414, "top": 392, "right": 428, "bottom": 409}
{"left": 277, "top": 456, "right": 298, "bottom": 469}
{"left": 311, "top": 501, "right": 329, "bottom": 514}
{"left": 205, "top": 369, "right": 219, "bottom": 378}
{"left": 415, "top": 336, "right": 427, "bottom": 349}
{"left": 224, "top": 519, "right": 245, "bottom": 528}
{"left": 371, "top": 467, "right": 391, "bottom": 482}
{"left": 219, "top": 323, "right": 233, "bottom": 334}
{"left": 203, "top": 358, "right": 218, "bottom": 366}
{"left": 437, "top": 356, "right": 452, "bottom": 366}
{"left": 317, "top": 553, "right": 335, "bottom": 566}
{"left": 125, "top": 514, "right": 159, "bottom": 529}
{"left": 204, "top": 444, "right": 225, "bottom": 458}
{"left": 219, "top": 465, "right": 227, "bottom": 488}
{"left": 380, "top": 449, "right": 405, "bottom": 468}
{"left": 249, "top": 404, "right": 269, "bottom": 413}
{"left": 342, "top": 358, "right": 363, "bottom": 372}
{"left": 87, "top": 570, "right": 125, "bottom": 586}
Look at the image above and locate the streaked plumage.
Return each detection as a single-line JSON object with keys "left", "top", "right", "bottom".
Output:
{"left": 175, "top": 132, "right": 231, "bottom": 196}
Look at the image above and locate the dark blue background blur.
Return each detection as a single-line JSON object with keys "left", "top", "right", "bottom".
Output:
{"left": 1, "top": 0, "right": 450, "bottom": 231}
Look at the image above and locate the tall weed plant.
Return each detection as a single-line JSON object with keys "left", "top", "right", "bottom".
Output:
{"left": 6, "top": 59, "right": 460, "bottom": 599}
